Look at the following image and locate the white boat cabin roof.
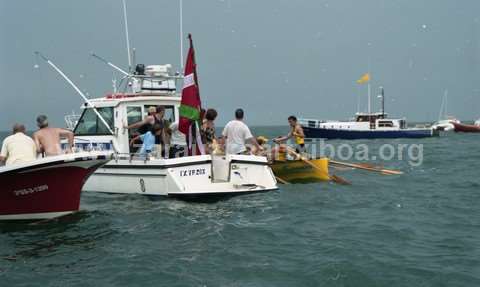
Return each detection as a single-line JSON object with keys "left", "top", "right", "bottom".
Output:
{"left": 354, "top": 112, "right": 388, "bottom": 122}
{"left": 81, "top": 92, "right": 181, "bottom": 109}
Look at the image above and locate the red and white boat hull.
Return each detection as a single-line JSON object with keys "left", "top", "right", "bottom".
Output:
{"left": 0, "top": 152, "right": 111, "bottom": 220}
{"left": 452, "top": 122, "right": 480, "bottom": 133}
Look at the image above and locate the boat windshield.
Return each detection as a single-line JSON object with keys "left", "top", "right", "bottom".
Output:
{"left": 74, "top": 107, "right": 115, "bottom": 135}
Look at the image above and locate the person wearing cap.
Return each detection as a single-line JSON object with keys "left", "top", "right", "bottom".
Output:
{"left": 0, "top": 123, "right": 37, "bottom": 166}
{"left": 221, "top": 108, "right": 262, "bottom": 155}
{"left": 33, "top": 115, "right": 74, "bottom": 156}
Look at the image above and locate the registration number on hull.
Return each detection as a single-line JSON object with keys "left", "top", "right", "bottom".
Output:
{"left": 13, "top": 185, "right": 49, "bottom": 196}
{"left": 180, "top": 168, "right": 206, "bottom": 177}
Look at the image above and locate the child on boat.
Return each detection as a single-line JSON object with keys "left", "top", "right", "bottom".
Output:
{"left": 129, "top": 124, "right": 163, "bottom": 158}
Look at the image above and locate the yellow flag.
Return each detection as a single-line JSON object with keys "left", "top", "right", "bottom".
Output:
{"left": 356, "top": 73, "right": 370, "bottom": 84}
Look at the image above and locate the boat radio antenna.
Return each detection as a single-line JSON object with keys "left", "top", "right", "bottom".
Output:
{"left": 122, "top": 0, "right": 132, "bottom": 72}
{"left": 35, "top": 52, "right": 115, "bottom": 135}
{"left": 179, "top": 0, "right": 184, "bottom": 71}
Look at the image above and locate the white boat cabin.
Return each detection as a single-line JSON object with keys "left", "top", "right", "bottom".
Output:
{"left": 72, "top": 93, "right": 183, "bottom": 155}
{"left": 70, "top": 63, "right": 185, "bottom": 156}
{"left": 300, "top": 112, "right": 408, "bottom": 131}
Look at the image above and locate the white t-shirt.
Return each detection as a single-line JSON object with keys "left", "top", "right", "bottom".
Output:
{"left": 1, "top": 133, "right": 37, "bottom": 165}
{"left": 222, "top": 120, "right": 254, "bottom": 154}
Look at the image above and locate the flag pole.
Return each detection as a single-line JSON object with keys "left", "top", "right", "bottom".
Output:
{"left": 367, "top": 81, "right": 371, "bottom": 114}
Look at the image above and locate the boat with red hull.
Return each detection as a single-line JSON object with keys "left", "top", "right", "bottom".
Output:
{"left": 452, "top": 122, "right": 480, "bottom": 133}
{"left": 0, "top": 151, "right": 111, "bottom": 220}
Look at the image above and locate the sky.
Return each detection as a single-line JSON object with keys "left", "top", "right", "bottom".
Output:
{"left": 1, "top": 0, "right": 480, "bottom": 130}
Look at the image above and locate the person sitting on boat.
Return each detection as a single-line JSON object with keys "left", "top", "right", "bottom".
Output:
{"left": 0, "top": 123, "right": 37, "bottom": 166}
{"left": 254, "top": 136, "right": 290, "bottom": 162}
{"left": 201, "top": 108, "right": 218, "bottom": 154}
{"left": 33, "top": 115, "right": 74, "bottom": 156}
{"left": 129, "top": 123, "right": 163, "bottom": 158}
{"left": 221, "top": 108, "right": 262, "bottom": 155}
{"left": 167, "top": 122, "right": 186, "bottom": 158}
{"left": 274, "top": 115, "right": 306, "bottom": 154}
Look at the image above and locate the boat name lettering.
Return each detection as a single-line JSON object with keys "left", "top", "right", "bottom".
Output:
{"left": 13, "top": 185, "right": 49, "bottom": 196}
{"left": 180, "top": 168, "right": 206, "bottom": 177}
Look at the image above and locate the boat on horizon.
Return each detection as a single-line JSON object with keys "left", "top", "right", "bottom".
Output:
{"left": 452, "top": 121, "right": 480, "bottom": 133}
{"left": 0, "top": 151, "right": 111, "bottom": 220}
{"left": 431, "top": 90, "right": 460, "bottom": 132}
{"left": 299, "top": 87, "right": 438, "bottom": 140}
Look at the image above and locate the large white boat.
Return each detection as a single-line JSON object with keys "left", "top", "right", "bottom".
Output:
{"left": 62, "top": 63, "right": 277, "bottom": 198}
{"left": 41, "top": 0, "right": 277, "bottom": 198}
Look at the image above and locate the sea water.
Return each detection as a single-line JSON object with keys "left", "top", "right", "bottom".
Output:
{"left": 0, "top": 128, "right": 479, "bottom": 287}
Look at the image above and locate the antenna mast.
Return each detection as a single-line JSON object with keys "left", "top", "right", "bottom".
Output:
{"left": 179, "top": 0, "right": 184, "bottom": 70}
{"left": 122, "top": 0, "right": 132, "bottom": 71}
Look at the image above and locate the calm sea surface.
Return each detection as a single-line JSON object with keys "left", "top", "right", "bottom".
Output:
{"left": 0, "top": 127, "right": 479, "bottom": 287}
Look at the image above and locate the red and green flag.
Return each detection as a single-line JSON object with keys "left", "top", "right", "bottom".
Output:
{"left": 179, "top": 34, "right": 205, "bottom": 155}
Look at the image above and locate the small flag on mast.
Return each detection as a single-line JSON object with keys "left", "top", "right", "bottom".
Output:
{"left": 356, "top": 73, "right": 370, "bottom": 84}
{"left": 179, "top": 34, "right": 205, "bottom": 156}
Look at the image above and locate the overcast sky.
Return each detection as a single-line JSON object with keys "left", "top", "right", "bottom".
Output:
{"left": 1, "top": 0, "right": 480, "bottom": 130}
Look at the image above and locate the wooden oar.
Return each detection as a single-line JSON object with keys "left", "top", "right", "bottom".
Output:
{"left": 285, "top": 147, "right": 351, "bottom": 185}
{"left": 329, "top": 160, "right": 403, "bottom": 175}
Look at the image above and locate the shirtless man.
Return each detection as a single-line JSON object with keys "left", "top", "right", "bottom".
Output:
{"left": 33, "top": 115, "right": 74, "bottom": 156}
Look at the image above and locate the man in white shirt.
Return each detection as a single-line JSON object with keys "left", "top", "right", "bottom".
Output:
{"left": 222, "top": 109, "right": 262, "bottom": 155}
{"left": 0, "top": 124, "right": 37, "bottom": 166}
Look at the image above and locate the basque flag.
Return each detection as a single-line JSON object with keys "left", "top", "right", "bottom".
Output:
{"left": 179, "top": 34, "right": 205, "bottom": 155}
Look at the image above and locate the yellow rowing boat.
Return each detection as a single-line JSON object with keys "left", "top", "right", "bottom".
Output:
{"left": 270, "top": 157, "right": 330, "bottom": 183}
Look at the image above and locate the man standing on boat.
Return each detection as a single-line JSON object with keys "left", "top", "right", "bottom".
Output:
{"left": 222, "top": 108, "right": 262, "bottom": 155}
{"left": 274, "top": 115, "right": 306, "bottom": 153}
{"left": 0, "top": 124, "right": 37, "bottom": 166}
{"left": 33, "top": 115, "right": 74, "bottom": 156}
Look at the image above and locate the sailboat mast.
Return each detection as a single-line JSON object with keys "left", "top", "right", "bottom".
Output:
{"left": 381, "top": 86, "right": 385, "bottom": 117}
{"left": 367, "top": 82, "right": 371, "bottom": 114}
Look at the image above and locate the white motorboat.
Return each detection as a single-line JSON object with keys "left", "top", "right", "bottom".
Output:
{"left": 38, "top": 2, "right": 278, "bottom": 198}
{"left": 431, "top": 90, "right": 460, "bottom": 131}
{"left": 67, "top": 83, "right": 277, "bottom": 197}
{"left": 431, "top": 117, "right": 460, "bottom": 132}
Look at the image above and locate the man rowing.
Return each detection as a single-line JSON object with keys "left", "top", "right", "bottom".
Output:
{"left": 33, "top": 115, "right": 74, "bottom": 156}
{"left": 274, "top": 115, "right": 305, "bottom": 153}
